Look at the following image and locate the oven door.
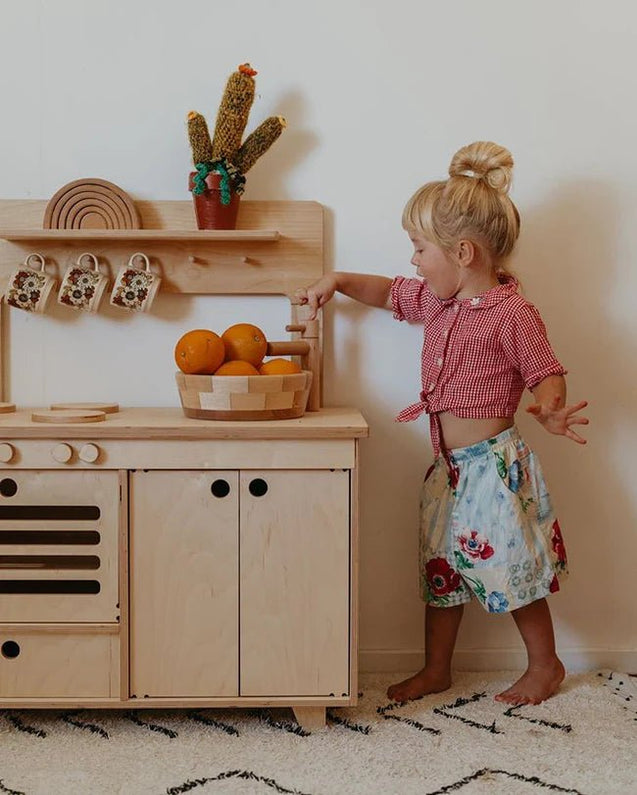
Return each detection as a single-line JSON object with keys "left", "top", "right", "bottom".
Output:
{"left": 0, "top": 470, "right": 120, "bottom": 622}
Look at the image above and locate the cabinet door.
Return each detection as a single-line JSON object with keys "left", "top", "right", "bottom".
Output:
{"left": 240, "top": 469, "right": 350, "bottom": 696}
{"left": 129, "top": 470, "right": 238, "bottom": 697}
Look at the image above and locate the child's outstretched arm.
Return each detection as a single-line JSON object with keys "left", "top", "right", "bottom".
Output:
{"left": 295, "top": 272, "right": 393, "bottom": 320}
{"left": 526, "top": 375, "right": 589, "bottom": 444}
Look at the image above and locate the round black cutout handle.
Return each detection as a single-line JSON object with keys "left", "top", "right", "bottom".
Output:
{"left": 0, "top": 478, "right": 18, "bottom": 498}
{"left": 248, "top": 478, "right": 268, "bottom": 497}
{"left": 1, "top": 640, "right": 20, "bottom": 659}
{"left": 210, "top": 479, "right": 231, "bottom": 498}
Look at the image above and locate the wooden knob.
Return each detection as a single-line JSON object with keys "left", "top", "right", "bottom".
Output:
{"left": 79, "top": 443, "right": 100, "bottom": 463}
{"left": 0, "top": 443, "right": 15, "bottom": 463}
{"left": 51, "top": 443, "right": 73, "bottom": 463}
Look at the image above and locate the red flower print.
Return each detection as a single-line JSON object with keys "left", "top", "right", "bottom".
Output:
{"left": 551, "top": 519, "right": 567, "bottom": 565}
{"left": 459, "top": 530, "right": 494, "bottom": 560}
{"left": 442, "top": 451, "right": 459, "bottom": 489}
{"left": 425, "top": 558, "right": 462, "bottom": 596}
{"left": 549, "top": 574, "right": 560, "bottom": 593}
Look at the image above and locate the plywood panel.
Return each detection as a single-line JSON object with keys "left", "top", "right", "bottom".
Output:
{"left": 0, "top": 407, "right": 368, "bottom": 440}
{"left": 129, "top": 470, "right": 238, "bottom": 697}
{"left": 240, "top": 469, "right": 350, "bottom": 696}
{"left": 0, "top": 200, "right": 323, "bottom": 295}
{"left": 0, "top": 469, "right": 120, "bottom": 622}
{"left": 0, "top": 629, "right": 118, "bottom": 698}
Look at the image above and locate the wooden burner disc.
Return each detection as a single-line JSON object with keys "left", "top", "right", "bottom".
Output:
{"left": 50, "top": 402, "right": 120, "bottom": 414}
{"left": 32, "top": 409, "right": 106, "bottom": 424}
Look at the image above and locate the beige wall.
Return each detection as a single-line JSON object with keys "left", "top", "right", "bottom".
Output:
{"left": 1, "top": 0, "right": 634, "bottom": 672}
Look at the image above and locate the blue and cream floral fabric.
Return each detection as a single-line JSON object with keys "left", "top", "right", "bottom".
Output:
{"left": 419, "top": 426, "right": 567, "bottom": 612}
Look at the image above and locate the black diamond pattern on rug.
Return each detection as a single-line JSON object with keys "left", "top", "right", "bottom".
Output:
{"left": 0, "top": 671, "right": 634, "bottom": 794}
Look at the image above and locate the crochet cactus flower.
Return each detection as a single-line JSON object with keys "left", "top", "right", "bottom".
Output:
{"left": 187, "top": 64, "right": 286, "bottom": 204}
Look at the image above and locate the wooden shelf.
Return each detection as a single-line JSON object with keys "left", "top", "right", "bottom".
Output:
{"left": 0, "top": 229, "right": 280, "bottom": 242}
{"left": 0, "top": 199, "right": 322, "bottom": 295}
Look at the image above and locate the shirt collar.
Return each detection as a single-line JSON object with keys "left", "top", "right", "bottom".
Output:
{"left": 438, "top": 274, "right": 519, "bottom": 310}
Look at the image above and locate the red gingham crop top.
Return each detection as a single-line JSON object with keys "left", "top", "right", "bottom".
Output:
{"left": 390, "top": 274, "right": 567, "bottom": 455}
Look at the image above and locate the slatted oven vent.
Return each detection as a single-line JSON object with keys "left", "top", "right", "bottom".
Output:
{"left": 0, "top": 478, "right": 102, "bottom": 595}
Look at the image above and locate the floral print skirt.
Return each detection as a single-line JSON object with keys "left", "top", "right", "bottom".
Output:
{"left": 419, "top": 426, "right": 568, "bottom": 613}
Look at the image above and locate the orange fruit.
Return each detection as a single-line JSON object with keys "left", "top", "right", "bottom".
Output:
{"left": 175, "top": 329, "right": 225, "bottom": 374}
{"left": 214, "top": 360, "right": 260, "bottom": 376}
{"left": 258, "top": 358, "right": 302, "bottom": 375}
{"left": 221, "top": 323, "right": 267, "bottom": 367}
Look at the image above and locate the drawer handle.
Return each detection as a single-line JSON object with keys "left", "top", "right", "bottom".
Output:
{"left": 210, "top": 479, "right": 230, "bottom": 498}
{"left": 1, "top": 640, "right": 20, "bottom": 659}
{"left": 0, "top": 478, "right": 18, "bottom": 498}
{"left": 248, "top": 478, "right": 268, "bottom": 497}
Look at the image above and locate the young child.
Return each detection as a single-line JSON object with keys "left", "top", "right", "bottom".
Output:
{"left": 295, "top": 141, "right": 588, "bottom": 706}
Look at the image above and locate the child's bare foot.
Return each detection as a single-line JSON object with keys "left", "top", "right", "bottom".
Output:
{"left": 387, "top": 667, "right": 451, "bottom": 702}
{"left": 494, "top": 659, "right": 565, "bottom": 705}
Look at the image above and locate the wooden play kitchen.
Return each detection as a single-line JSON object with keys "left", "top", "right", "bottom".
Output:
{"left": 0, "top": 198, "right": 368, "bottom": 729}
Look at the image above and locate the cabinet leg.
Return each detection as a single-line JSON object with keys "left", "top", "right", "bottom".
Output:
{"left": 292, "top": 706, "right": 326, "bottom": 730}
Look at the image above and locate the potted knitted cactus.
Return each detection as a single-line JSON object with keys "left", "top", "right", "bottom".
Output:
{"left": 187, "top": 63, "right": 286, "bottom": 229}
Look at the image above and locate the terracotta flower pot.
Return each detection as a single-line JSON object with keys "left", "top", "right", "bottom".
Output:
{"left": 188, "top": 171, "right": 240, "bottom": 230}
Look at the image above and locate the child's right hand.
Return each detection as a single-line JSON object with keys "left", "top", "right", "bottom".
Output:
{"left": 294, "top": 275, "right": 338, "bottom": 320}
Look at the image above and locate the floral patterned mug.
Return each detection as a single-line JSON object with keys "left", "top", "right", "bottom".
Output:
{"left": 5, "top": 253, "right": 57, "bottom": 313}
{"left": 58, "top": 252, "right": 109, "bottom": 313}
{"left": 109, "top": 253, "right": 161, "bottom": 313}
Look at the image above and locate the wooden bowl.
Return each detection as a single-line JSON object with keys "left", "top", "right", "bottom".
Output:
{"left": 176, "top": 370, "right": 313, "bottom": 420}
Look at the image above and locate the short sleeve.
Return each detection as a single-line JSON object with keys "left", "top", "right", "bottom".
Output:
{"left": 390, "top": 275, "right": 431, "bottom": 323}
{"left": 501, "top": 303, "right": 567, "bottom": 390}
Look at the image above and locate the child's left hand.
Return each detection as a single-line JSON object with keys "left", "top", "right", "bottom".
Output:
{"left": 526, "top": 396, "right": 589, "bottom": 444}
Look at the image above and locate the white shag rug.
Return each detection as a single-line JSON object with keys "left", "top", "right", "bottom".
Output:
{"left": 0, "top": 671, "right": 635, "bottom": 795}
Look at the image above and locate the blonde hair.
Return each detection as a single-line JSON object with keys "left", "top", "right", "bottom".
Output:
{"left": 402, "top": 141, "right": 520, "bottom": 264}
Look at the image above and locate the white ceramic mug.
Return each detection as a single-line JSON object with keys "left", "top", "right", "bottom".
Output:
{"left": 109, "top": 252, "right": 161, "bottom": 312}
{"left": 5, "top": 253, "right": 57, "bottom": 313}
{"left": 58, "top": 252, "right": 109, "bottom": 313}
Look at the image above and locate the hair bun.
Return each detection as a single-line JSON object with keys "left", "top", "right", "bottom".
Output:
{"left": 449, "top": 141, "right": 514, "bottom": 194}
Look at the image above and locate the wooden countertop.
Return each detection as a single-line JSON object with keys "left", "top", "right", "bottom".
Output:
{"left": 0, "top": 406, "right": 369, "bottom": 440}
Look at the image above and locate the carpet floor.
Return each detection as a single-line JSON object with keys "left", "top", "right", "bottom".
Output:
{"left": 0, "top": 670, "right": 635, "bottom": 795}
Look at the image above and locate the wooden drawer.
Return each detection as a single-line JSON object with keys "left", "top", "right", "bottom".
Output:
{"left": 0, "top": 626, "right": 120, "bottom": 698}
